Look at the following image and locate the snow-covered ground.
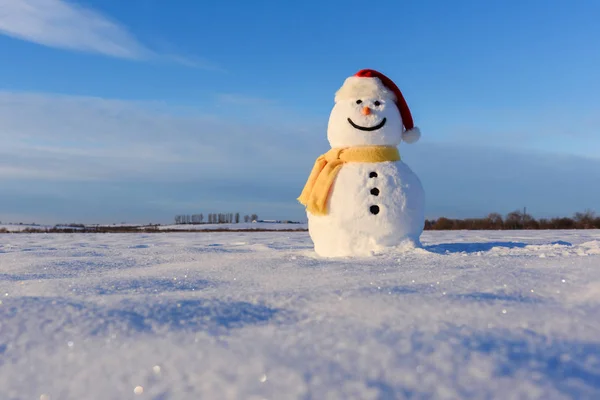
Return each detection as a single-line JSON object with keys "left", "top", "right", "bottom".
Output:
{"left": 0, "top": 222, "right": 307, "bottom": 232}
{"left": 0, "top": 224, "right": 85, "bottom": 232}
{"left": 158, "top": 222, "right": 307, "bottom": 231}
{"left": 1, "top": 230, "right": 599, "bottom": 399}
{"left": 0, "top": 223, "right": 54, "bottom": 232}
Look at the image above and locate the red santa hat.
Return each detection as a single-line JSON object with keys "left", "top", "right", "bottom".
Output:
{"left": 334, "top": 69, "right": 421, "bottom": 144}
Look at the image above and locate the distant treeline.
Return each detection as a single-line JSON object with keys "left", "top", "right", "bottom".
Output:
{"left": 424, "top": 210, "right": 600, "bottom": 230}
{"left": 2, "top": 209, "right": 600, "bottom": 234}
{"left": 174, "top": 213, "right": 258, "bottom": 225}
{"left": 0, "top": 225, "right": 304, "bottom": 234}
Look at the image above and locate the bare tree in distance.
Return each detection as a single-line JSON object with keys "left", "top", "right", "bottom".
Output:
{"left": 574, "top": 209, "right": 596, "bottom": 229}
{"left": 487, "top": 213, "right": 504, "bottom": 230}
{"left": 505, "top": 210, "right": 529, "bottom": 229}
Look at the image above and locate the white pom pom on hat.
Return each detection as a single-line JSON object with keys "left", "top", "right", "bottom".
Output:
{"left": 335, "top": 69, "right": 421, "bottom": 144}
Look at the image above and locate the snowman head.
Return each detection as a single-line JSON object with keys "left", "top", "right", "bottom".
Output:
{"left": 327, "top": 69, "right": 421, "bottom": 148}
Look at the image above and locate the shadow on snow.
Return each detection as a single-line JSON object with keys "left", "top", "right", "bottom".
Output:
{"left": 449, "top": 291, "right": 544, "bottom": 304}
{"left": 467, "top": 329, "right": 600, "bottom": 397}
{"left": 90, "top": 277, "right": 215, "bottom": 295}
{"left": 425, "top": 241, "right": 528, "bottom": 254}
{"left": 361, "top": 286, "right": 544, "bottom": 305}
{"left": 0, "top": 296, "right": 282, "bottom": 340}
{"left": 425, "top": 240, "right": 573, "bottom": 254}
{"left": 370, "top": 326, "right": 600, "bottom": 398}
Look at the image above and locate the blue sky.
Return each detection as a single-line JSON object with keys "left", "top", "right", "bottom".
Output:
{"left": 1, "top": 0, "right": 599, "bottom": 224}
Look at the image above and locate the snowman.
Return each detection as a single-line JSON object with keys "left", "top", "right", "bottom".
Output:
{"left": 298, "top": 69, "right": 425, "bottom": 257}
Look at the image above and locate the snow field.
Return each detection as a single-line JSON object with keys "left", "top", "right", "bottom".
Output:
{"left": 0, "top": 230, "right": 599, "bottom": 399}
{"left": 0, "top": 222, "right": 308, "bottom": 232}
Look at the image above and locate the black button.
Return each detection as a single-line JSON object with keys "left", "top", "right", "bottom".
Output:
{"left": 369, "top": 172, "right": 378, "bottom": 178}
{"left": 370, "top": 188, "right": 380, "bottom": 196}
{"left": 370, "top": 205, "right": 380, "bottom": 215}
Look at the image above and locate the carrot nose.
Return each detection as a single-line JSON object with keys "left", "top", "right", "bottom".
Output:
{"left": 361, "top": 106, "right": 371, "bottom": 115}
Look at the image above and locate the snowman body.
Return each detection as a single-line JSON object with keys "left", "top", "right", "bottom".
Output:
{"left": 303, "top": 70, "right": 425, "bottom": 257}
{"left": 308, "top": 160, "right": 424, "bottom": 257}
{"left": 307, "top": 161, "right": 425, "bottom": 257}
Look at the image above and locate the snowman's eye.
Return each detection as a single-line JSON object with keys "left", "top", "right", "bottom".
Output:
{"left": 374, "top": 101, "right": 381, "bottom": 106}
{"left": 356, "top": 99, "right": 362, "bottom": 104}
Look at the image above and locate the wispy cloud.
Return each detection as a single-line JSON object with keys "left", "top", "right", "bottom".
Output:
{"left": 0, "top": 90, "right": 320, "bottom": 183}
{"left": 162, "top": 54, "right": 223, "bottom": 71}
{"left": 0, "top": 90, "right": 320, "bottom": 223}
{"left": 1, "top": 90, "right": 599, "bottom": 224}
{"left": 0, "top": 0, "right": 148, "bottom": 58}
{"left": 217, "top": 93, "right": 278, "bottom": 106}
{"left": 423, "top": 106, "right": 600, "bottom": 158}
{"left": 0, "top": 0, "right": 213, "bottom": 67}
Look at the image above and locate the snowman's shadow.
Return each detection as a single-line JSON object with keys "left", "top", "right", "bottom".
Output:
{"left": 290, "top": 240, "right": 564, "bottom": 257}
{"left": 424, "top": 241, "right": 528, "bottom": 254}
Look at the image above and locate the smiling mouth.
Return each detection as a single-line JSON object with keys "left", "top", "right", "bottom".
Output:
{"left": 347, "top": 118, "right": 387, "bottom": 131}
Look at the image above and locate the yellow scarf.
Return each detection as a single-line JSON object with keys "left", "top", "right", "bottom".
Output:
{"left": 297, "top": 146, "right": 400, "bottom": 216}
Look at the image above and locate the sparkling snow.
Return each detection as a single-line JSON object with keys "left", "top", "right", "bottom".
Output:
{"left": 1, "top": 230, "right": 600, "bottom": 399}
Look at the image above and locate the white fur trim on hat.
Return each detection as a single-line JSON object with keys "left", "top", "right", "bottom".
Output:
{"left": 402, "top": 127, "right": 421, "bottom": 144}
{"left": 334, "top": 76, "right": 397, "bottom": 103}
